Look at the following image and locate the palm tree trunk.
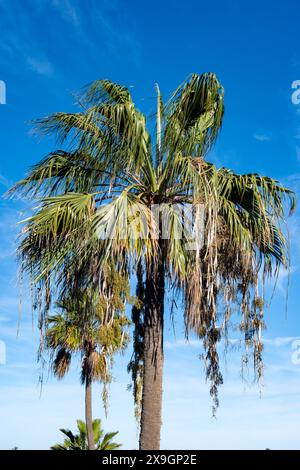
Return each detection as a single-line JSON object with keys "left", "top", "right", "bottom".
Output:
{"left": 139, "top": 253, "right": 165, "bottom": 450}
{"left": 85, "top": 374, "right": 95, "bottom": 450}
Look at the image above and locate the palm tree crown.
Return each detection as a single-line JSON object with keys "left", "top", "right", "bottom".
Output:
{"left": 46, "top": 284, "right": 130, "bottom": 393}
{"left": 51, "top": 419, "right": 120, "bottom": 450}
{"left": 44, "top": 268, "right": 131, "bottom": 449}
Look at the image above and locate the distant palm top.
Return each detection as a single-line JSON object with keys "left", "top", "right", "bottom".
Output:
{"left": 51, "top": 419, "right": 121, "bottom": 450}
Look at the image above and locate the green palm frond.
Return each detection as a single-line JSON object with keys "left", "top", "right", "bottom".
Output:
{"left": 32, "top": 79, "right": 156, "bottom": 188}
{"left": 163, "top": 72, "right": 224, "bottom": 157}
{"left": 23, "top": 192, "right": 95, "bottom": 237}
{"left": 34, "top": 109, "right": 106, "bottom": 148}
{"left": 46, "top": 314, "right": 82, "bottom": 351}
{"left": 8, "top": 150, "right": 109, "bottom": 197}
{"left": 92, "top": 190, "right": 158, "bottom": 264}
{"left": 17, "top": 192, "right": 95, "bottom": 285}
{"left": 82, "top": 79, "right": 132, "bottom": 105}
{"left": 51, "top": 419, "right": 120, "bottom": 450}
{"left": 91, "top": 419, "right": 103, "bottom": 443}
{"left": 98, "top": 431, "right": 121, "bottom": 450}
{"left": 52, "top": 348, "right": 72, "bottom": 379}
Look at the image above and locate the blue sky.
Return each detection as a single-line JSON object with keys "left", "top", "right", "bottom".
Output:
{"left": 1, "top": 0, "right": 300, "bottom": 450}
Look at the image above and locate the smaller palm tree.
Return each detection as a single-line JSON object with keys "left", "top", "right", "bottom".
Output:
{"left": 46, "top": 272, "right": 130, "bottom": 450}
{"left": 51, "top": 419, "right": 121, "bottom": 450}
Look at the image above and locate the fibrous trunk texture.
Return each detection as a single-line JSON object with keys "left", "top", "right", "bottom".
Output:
{"left": 139, "top": 254, "right": 165, "bottom": 450}
{"left": 85, "top": 372, "right": 95, "bottom": 450}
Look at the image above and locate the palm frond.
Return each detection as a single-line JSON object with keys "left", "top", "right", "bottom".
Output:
{"left": 52, "top": 348, "right": 72, "bottom": 379}
{"left": 163, "top": 72, "right": 224, "bottom": 158}
{"left": 8, "top": 150, "right": 109, "bottom": 197}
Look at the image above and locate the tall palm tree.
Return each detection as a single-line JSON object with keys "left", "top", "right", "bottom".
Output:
{"left": 11, "top": 73, "right": 295, "bottom": 449}
{"left": 45, "top": 278, "right": 130, "bottom": 450}
{"left": 51, "top": 419, "right": 121, "bottom": 450}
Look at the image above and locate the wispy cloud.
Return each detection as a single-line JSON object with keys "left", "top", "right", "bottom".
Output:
{"left": 264, "top": 336, "right": 300, "bottom": 346}
{"left": 0, "top": 173, "right": 12, "bottom": 190}
{"left": 27, "top": 56, "right": 54, "bottom": 77}
{"left": 51, "top": 0, "right": 81, "bottom": 28}
{"left": 86, "top": 0, "right": 141, "bottom": 66}
{"left": 165, "top": 335, "right": 300, "bottom": 350}
{"left": 0, "top": 0, "right": 141, "bottom": 84}
{"left": 296, "top": 146, "right": 300, "bottom": 164}
{"left": 254, "top": 133, "right": 272, "bottom": 142}
{"left": 0, "top": 1, "right": 55, "bottom": 78}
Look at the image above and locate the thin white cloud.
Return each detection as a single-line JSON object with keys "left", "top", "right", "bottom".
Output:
{"left": 0, "top": 2, "right": 55, "bottom": 78}
{"left": 165, "top": 339, "right": 199, "bottom": 349}
{"left": 165, "top": 335, "right": 300, "bottom": 350}
{"left": 51, "top": 0, "right": 81, "bottom": 28}
{"left": 89, "top": 0, "right": 141, "bottom": 66}
{"left": 283, "top": 172, "right": 300, "bottom": 193}
{"left": 254, "top": 133, "right": 271, "bottom": 142}
{"left": 264, "top": 336, "right": 300, "bottom": 346}
{"left": 296, "top": 146, "right": 300, "bottom": 164}
{"left": 27, "top": 56, "right": 54, "bottom": 77}
{"left": 0, "top": 173, "right": 12, "bottom": 189}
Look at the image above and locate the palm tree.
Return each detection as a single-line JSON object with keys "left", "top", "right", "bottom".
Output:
{"left": 11, "top": 73, "right": 295, "bottom": 449}
{"left": 51, "top": 419, "right": 121, "bottom": 450}
{"left": 45, "top": 278, "right": 130, "bottom": 450}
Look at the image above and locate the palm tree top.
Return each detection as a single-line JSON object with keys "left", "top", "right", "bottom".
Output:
{"left": 45, "top": 285, "right": 130, "bottom": 384}
{"left": 51, "top": 419, "right": 121, "bottom": 450}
